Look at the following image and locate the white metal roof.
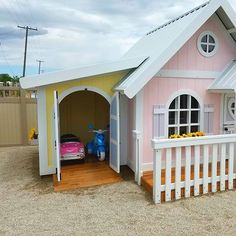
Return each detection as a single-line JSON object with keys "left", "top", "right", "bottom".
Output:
{"left": 20, "top": 0, "right": 236, "bottom": 94}
{"left": 20, "top": 56, "right": 147, "bottom": 89}
{"left": 116, "top": 0, "right": 236, "bottom": 98}
{"left": 208, "top": 60, "right": 236, "bottom": 93}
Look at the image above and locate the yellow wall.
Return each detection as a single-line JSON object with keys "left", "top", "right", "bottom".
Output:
{"left": 60, "top": 91, "right": 109, "bottom": 144}
{"left": 45, "top": 71, "right": 128, "bottom": 166}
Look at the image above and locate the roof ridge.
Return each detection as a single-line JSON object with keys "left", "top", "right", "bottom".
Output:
{"left": 146, "top": 1, "right": 211, "bottom": 36}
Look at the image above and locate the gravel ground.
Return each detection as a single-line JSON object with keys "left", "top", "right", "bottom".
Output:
{"left": 0, "top": 146, "right": 236, "bottom": 236}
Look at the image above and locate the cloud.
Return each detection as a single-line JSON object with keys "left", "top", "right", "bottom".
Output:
{"left": 0, "top": 26, "right": 48, "bottom": 40}
{"left": 0, "top": 0, "right": 235, "bottom": 76}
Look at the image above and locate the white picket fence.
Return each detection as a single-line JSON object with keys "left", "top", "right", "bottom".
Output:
{"left": 152, "top": 134, "right": 236, "bottom": 204}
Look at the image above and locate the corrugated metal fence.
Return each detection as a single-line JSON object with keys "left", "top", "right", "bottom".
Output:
{"left": 0, "top": 85, "right": 37, "bottom": 146}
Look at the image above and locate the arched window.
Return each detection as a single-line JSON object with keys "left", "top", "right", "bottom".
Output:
{"left": 168, "top": 94, "right": 200, "bottom": 136}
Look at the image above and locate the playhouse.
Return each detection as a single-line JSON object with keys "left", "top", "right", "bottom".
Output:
{"left": 21, "top": 0, "right": 236, "bottom": 203}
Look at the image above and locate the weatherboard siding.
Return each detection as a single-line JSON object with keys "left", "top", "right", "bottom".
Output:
{"left": 142, "top": 77, "right": 221, "bottom": 164}
{"left": 163, "top": 14, "right": 236, "bottom": 72}
{"left": 140, "top": 13, "right": 236, "bottom": 165}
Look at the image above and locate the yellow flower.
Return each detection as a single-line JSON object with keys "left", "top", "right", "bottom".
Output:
{"left": 28, "top": 128, "right": 37, "bottom": 141}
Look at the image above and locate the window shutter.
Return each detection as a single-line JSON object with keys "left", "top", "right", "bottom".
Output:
{"left": 204, "top": 104, "right": 214, "bottom": 135}
{"left": 153, "top": 105, "right": 166, "bottom": 138}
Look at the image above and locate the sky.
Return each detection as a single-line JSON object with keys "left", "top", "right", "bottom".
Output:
{"left": 0, "top": 0, "right": 235, "bottom": 77}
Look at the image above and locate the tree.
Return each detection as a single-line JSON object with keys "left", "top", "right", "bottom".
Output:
{"left": 0, "top": 74, "right": 20, "bottom": 84}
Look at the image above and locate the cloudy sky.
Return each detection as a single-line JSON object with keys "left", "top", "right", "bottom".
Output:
{"left": 0, "top": 0, "right": 235, "bottom": 77}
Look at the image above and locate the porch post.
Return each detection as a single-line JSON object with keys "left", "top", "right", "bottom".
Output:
{"left": 234, "top": 91, "right": 236, "bottom": 172}
{"left": 134, "top": 91, "right": 143, "bottom": 184}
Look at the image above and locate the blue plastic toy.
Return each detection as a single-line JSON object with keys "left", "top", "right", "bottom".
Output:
{"left": 87, "top": 125, "right": 108, "bottom": 161}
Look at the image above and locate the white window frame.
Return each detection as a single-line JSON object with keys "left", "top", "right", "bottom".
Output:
{"left": 167, "top": 94, "right": 201, "bottom": 136}
{"left": 228, "top": 97, "right": 235, "bottom": 119}
{"left": 197, "top": 31, "right": 218, "bottom": 57}
{"left": 224, "top": 93, "right": 235, "bottom": 124}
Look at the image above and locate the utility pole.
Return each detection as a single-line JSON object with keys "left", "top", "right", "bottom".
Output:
{"left": 17, "top": 26, "right": 38, "bottom": 77}
{"left": 36, "top": 59, "right": 44, "bottom": 74}
{"left": 18, "top": 25, "right": 37, "bottom": 145}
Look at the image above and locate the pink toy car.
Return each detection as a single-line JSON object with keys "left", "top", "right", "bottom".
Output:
{"left": 60, "top": 134, "right": 85, "bottom": 160}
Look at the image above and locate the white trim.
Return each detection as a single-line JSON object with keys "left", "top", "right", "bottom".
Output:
{"left": 220, "top": 93, "right": 224, "bottom": 134}
{"left": 152, "top": 134, "right": 236, "bottom": 150}
{"left": 228, "top": 97, "right": 235, "bottom": 119}
{"left": 120, "top": 94, "right": 129, "bottom": 166}
{"left": 142, "top": 162, "right": 153, "bottom": 172}
{"left": 214, "top": 14, "right": 236, "bottom": 52}
{"left": 59, "top": 86, "right": 111, "bottom": 104}
{"left": 20, "top": 57, "right": 147, "bottom": 89}
{"left": 117, "top": 0, "right": 236, "bottom": 98}
{"left": 153, "top": 107, "right": 166, "bottom": 114}
{"left": 110, "top": 138, "right": 118, "bottom": 145}
{"left": 156, "top": 69, "right": 220, "bottom": 79}
{"left": 50, "top": 86, "right": 112, "bottom": 174}
{"left": 224, "top": 93, "right": 235, "bottom": 125}
{"left": 109, "top": 92, "right": 120, "bottom": 173}
{"left": 166, "top": 90, "right": 203, "bottom": 138}
{"left": 54, "top": 91, "right": 61, "bottom": 182}
{"left": 228, "top": 28, "right": 236, "bottom": 34}
{"left": 134, "top": 91, "right": 144, "bottom": 184}
{"left": 197, "top": 31, "right": 218, "bottom": 57}
{"left": 152, "top": 134, "right": 236, "bottom": 149}
{"left": 234, "top": 92, "right": 236, "bottom": 140}
{"left": 110, "top": 114, "right": 117, "bottom": 120}
{"left": 39, "top": 167, "right": 55, "bottom": 176}
{"left": 37, "top": 88, "right": 55, "bottom": 176}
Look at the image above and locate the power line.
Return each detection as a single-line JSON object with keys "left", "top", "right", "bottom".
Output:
{"left": 36, "top": 59, "right": 44, "bottom": 74}
{"left": 17, "top": 25, "right": 38, "bottom": 77}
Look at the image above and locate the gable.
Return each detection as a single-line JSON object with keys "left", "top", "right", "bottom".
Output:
{"left": 163, "top": 14, "right": 236, "bottom": 72}
{"left": 116, "top": 0, "right": 236, "bottom": 98}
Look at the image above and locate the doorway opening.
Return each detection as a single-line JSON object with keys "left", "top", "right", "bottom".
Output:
{"left": 53, "top": 89, "right": 123, "bottom": 190}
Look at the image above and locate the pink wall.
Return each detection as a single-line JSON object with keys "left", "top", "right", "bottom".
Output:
{"left": 142, "top": 14, "right": 236, "bottom": 165}
{"left": 163, "top": 14, "right": 236, "bottom": 72}
{"left": 143, "top": 78, "right": 221, "bottom": 163}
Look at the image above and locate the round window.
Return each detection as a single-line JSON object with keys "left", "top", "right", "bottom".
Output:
{"left": 197, "top": 31, "right": 218, "bottom": 57}
{"left": 228, "top": 98, "right": 235, "bottom": 119}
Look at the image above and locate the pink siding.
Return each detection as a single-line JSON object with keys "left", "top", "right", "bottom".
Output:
{"left": 142, "top": 77, "right": 221, "bottom": 164}
{"left": 141, "top": 14, "right": 236, "bottom": 165}
{"left": 163, "top": 14, "right": 236, "bottom": 72}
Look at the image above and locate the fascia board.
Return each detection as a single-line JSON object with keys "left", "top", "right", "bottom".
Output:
{"left": 20, "top": 57, "right": 147, "bottom": 89}
{"left": 123, "top": 0, "right": 226, "bottom": 98}
{"left": 220, "top": 0, "right": 236, "bottom": 27}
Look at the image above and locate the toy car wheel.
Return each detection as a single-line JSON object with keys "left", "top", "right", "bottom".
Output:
{"left": 98, "top": 151, "right": 105, "bottom": 161}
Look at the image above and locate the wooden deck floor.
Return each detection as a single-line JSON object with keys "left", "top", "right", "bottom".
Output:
{"left": 141, "top": 161, "right": 236, "bottom": 201}
{"left": 53, "top": 160, "right": 123, "bottom": 192}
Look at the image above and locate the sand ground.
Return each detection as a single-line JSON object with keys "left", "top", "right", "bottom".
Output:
{"left": 0, "top": 146, "right": 236, "bottom": 236}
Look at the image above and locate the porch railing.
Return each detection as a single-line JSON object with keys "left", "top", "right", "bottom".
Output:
{"left": 152, "top": 134, "right": 236, "bottom": 204}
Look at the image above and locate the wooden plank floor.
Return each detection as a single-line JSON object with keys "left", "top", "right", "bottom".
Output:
{"left": 53, "top": 160, "right": 123, "bottom": 192}
{"left": 141, "top": 161, "right": 236, "bottom": 202}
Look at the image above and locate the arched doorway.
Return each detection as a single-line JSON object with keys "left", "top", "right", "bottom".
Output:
{"left": 53, "top": 87, "right": 121, "bottom": 184}
{"left": 60, "top": 90, "right": 110, "bottom": 147}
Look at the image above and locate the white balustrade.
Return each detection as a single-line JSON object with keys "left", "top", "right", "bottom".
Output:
{"left": 152, "top": 134, "right": 236, "bottom": 204}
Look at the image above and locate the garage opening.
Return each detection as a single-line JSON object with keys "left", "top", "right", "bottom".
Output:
{"left": 60, "top": 90, "right": 109, "bottom": 155}
{"left": 53, "top": 89, "right": 122, "bottom": 191}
